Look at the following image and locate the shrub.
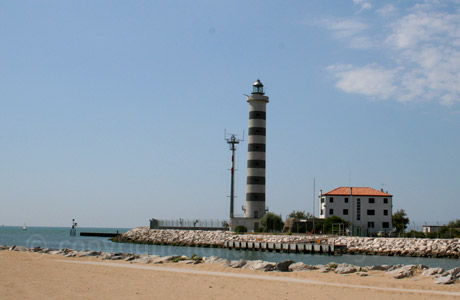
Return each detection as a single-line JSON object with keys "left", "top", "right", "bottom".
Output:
{"left": 234, "top": 225, "right": 247, "bottom": 234}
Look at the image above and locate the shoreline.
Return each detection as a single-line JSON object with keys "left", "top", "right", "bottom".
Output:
{"left": 2, "top": 244, "right": 460, "bottom": 285}
{"left": 1, "top": 247, "right": 460, "bottom": 299}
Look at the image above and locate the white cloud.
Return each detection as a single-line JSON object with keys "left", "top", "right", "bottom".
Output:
{"left": 325, "top": 2, "right": 460, "bottom": 106}
{"left": 328, "top": 64, "right": 397, "bottom": 100}
{"left": 353, "top": 0, "right": 373, "bottom": 13}
{"left": 376, "top": 4, "right": 397, "bottom": 17}
{"left": 319, "top": 18, "right": 373, "bottom": 48}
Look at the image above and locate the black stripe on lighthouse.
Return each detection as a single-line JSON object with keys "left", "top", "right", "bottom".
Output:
{"left": 249, "top": 111, "right": 266, "bottom": 120}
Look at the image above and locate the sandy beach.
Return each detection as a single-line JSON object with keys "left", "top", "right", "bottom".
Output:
{"left": 1, "top": 251, "right": 460, "bottom": 300}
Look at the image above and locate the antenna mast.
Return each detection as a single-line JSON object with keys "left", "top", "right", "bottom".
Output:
{"left": 226, "top": 132, "right": 243, "bottom": 219}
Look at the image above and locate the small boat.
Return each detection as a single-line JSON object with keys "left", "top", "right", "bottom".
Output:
{"left": 22, "top": 223, "right": 27, "bottom": 230}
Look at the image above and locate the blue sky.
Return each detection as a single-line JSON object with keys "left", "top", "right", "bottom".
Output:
{"left": 1, "top": 1, "right": 459, "bottom": 228}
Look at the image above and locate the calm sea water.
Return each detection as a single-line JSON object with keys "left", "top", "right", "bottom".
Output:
{"left": 1, "top": 226, "right": 459, "bottom": 269}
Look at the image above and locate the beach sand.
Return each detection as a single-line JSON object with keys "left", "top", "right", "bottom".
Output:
{"left": 1, "top": 251, "right": 460, "bottom": 299}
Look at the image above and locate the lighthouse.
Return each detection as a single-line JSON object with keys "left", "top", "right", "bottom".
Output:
{"left": 244, "top": 79, "right": 269, "bottom": 219}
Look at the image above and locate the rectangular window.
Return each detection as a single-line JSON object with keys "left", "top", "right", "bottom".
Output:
{"left": 367, "top": 209, "right": 375, "bottom": 216}
{"left": 382, "top": 222, "right": 389, "bottom": 228}
{"left": 384, "top": 198, "right": 388, "bottom": 204}
{"left": 344, "top": 197, "right": 349, "bottom": 203}
{"left": 329, "top": 208, "right": 334, "bottom": 215}
{"left": 321, "top": 197, "right": 324, "bottom": 203}
{"left": 320, "top": 209, "right": 324, "bottom": 215}
{"left": 383, "top": 210, "right": 388, "bottom": 216}
{"left": 357, "top": 198, "right": 361, "bottom": 221}
{"left": 368, "top": 222, "right": 375, "bottom": 228}
{"left": 369, "top": 198, "right": 375, "bottom": 204}
{"left": 330, "top": 197, "right": 334, "bottom": 203}
{"left": 254, "top": 211, "right": 258, "bottom": 218}
{"left": 343, "top": 209, "right": 348, "bottom": 215}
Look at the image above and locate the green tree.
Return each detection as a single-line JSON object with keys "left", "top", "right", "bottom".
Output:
{"left": 447, "top": 219, "right": 460, "bottom": 228}
{"left": 288, "top": 210, "right": 314, "bottom": 219}
{"left": 323, "top": 216, "right": 348, "bottom": 234}
{"left": 260, "top": 212, "right": 284, "bottom": 232}
{"left": 392, "top": 209, "right": 410, "bottom": 234}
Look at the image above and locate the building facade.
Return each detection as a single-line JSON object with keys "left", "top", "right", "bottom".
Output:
{"left": 319, "top": 187, "right": 393, "bottom": 236}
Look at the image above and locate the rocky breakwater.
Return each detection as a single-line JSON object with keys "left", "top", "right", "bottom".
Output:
{"left": 112, "top": 227, "right": 233, "bottom": 247}
{"left": 113, "top": 227, "right": 329, "bottom": 247}
{"left": 334, "top": 237, "right": 460, "bottom": 258}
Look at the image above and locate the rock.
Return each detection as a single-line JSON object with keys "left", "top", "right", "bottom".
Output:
{"left": 152, "top": 255, "right": 181, "bottom": 264}
{"left": 78, "top": 250, "right": 101, "bottom": 257}
{"left": 132, "top": 255, "right": 159, "bottom": 264}
{"left": 365, "top": 265, "right": 390, "bottom": 271}
{"left": 48, "top": 250, "right": 61, "bottom": 255}
{"left": 203, "top": 256, "right": 229, "bottom": 265}
{"left": 422, "top": 268, "right": 444, "bottom": 276}
{"left": 335, "top": 264, "right": 358, "bottom": 274}
{"left": 242, "top": 260, "right": 275, "bottom": 272}
{"left": 274, "top": 260, "right": 295, "bottom": 272}
{"left": 435, "top": 274, "right": 456, "bottom": 285}
{"left": 64, "top": 251, "right": 77, "bottom": 257}
{"left": 288, "top": 262, "right": 316, "bottom": 272}
{"left": 357, "top": 272, "right": 368, "bottom": 277}
{"left": 392, "top": 270, "right": 413, "bottom": 279}
{"left": 445, "top": 267, "right": 460, "bottom": 278}
{"left": 318, "top": 267, "right": 331, "bottom": 273}
{"left": 11, "top": 246, "right": 29, "bottom": 252}
{"left": 178, "top": 260, "right": 199, "bottom": 265}
{"left": 229, "top": 260, "right": 247, "bottom": 268}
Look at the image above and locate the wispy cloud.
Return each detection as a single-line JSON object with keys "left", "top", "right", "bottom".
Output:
{"left": 353, "top": 0, "right": 373, "bottom": 14}
{"left": 325, "top": 2, "right": 460, "bottom": 106}
{"left": 319, "top": 18, "right": 373, "bottom": 49}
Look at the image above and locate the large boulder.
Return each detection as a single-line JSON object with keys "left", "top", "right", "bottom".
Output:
{"left": 335, "top": 264, "right": 358, "bottom": 274}
{"left": 229, "top": 260, "right": 247, "bottom": 268}
{"left": 203, "top": 256, "right": 229, "bottom": 265}
{"left": 422, "top": 268, "right": 444, "bottom": 276}
{"left": 288, "top": 262, "right": 316, "bottom": 272}
{"left": 274, "top": 260, "right": 295, "bottom": 272}
{"left": 435, "top": 274, "right": 456, "bottom": 285}
{"left": 242, "top": 260, "right": 275, "bottom": 272}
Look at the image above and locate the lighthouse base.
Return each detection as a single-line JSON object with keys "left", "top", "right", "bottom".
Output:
{"left": 229, "top": 217, "right": 261, "bottom": 232}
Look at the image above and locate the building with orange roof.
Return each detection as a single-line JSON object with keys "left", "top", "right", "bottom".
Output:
{"left": 319, "top": 187, "right": 393, "bottom": 236}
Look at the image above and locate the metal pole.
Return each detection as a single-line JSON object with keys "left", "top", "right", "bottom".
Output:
{"left": 230, "top": 140, "right": 236, "bottom": 219}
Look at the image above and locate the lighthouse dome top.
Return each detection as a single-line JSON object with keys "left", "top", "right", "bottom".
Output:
{"left": 252, "top": 79, "right": 264, "bottom": 95}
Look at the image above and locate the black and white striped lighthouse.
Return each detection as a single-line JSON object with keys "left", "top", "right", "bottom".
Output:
{"left": 245, "top": 79, "right": 269, "bottom": 219}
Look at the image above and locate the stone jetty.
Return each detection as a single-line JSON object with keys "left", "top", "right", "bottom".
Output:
{"left": 113, "top": 227, "right": 460, "bottom": 258}
{"left": 334, "top": 236, "right": 460, "bottom": 258}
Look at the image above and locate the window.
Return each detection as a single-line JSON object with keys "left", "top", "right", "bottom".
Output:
{"left": 329, "top": 208, "right": 334, "bottom": 215}
{"left": 357, "top": 198, "right": 361, "bottom": 221}
{"left": 321, "top": 198, "right": 324, "bottom": 203}
{"left": 383, "top": 210, "right": 388, "bottom": 216}
{"left": 344, "top": 197, "right": 349, "bottom": 203}
{"left": 330, "top": 197, "right": 334, "bottom": 203}
{"left": 254, "top": 211, "right": 259, "bottom": 218}
{"left": 369, "top": 198, "right": 375, "bottom": 204}
{"left": 320, "top": 209, "right": 324, "bottom": 215}
{"left": 384, "top": 198, "right": 388, "bottom": 204}
{"left": 367, "top": 209, "right": 375, "bottom": 216}
{"left": 382, "top": 222, "right": 390, "bottom": 228}
{"left": 343, "top": 209, "right": 348, "bottom": 215}
{"left": 368, "top": 222, "right": 375, "bottom": 228}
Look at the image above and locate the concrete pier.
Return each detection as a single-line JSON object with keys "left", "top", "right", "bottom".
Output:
{"left": 224, "top": 241, "right": 344, "bottom": 255}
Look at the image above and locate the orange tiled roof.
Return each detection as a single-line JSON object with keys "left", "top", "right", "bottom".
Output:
{"left": 323, "top": 187, "right": 392, "bottom": 197}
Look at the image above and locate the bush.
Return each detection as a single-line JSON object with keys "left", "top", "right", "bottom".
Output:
{"left": 234, "top": 225, "right": 247, "bottom": 234}
{"left": 260, "top": 212, "right": 284, "bottom": 232}
{"left": 323, "top": 216, "right": 348, "bottom": 234}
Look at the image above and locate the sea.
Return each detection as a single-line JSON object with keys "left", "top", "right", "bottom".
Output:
{"left": 1, "top": 226, "right": 459, "bottom": 269}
